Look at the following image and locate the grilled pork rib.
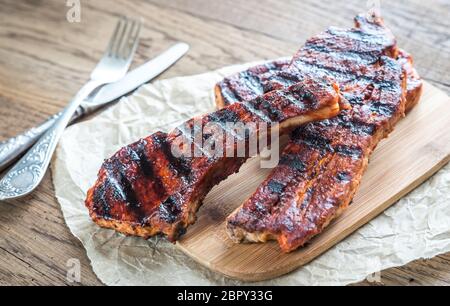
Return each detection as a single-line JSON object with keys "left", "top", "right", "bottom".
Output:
{"left": 85, "top": 78, "right": 341, "bottom": 241}
{"left": 216, "top": 51, "right": 421, "bottom": 113}
{"left": 216, "top": 15, "right": 398, "bottom": 109}
{"left": 224, "top": 16, "right": 423, "bottom": 252}
{"left": 215, "top": 59, "right": 290, "bottom": 109}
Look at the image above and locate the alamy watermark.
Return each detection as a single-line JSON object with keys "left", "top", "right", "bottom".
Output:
{"left": 171, "top": 119, "right": 280, "bottom": 169}
{"left": 366, "top": 270, "right": 382, "bottom": 284}
{"left": 366, "top": 0, "right": 382, "bottom": 21}
{"left": 66, "top": 258, "right": 81, "bottom": 283}
{"left": 66, "top": 0, "right": 81, "bottom": 23}
{"left": 364, "top": 258, "right": 382, "bottom": 284}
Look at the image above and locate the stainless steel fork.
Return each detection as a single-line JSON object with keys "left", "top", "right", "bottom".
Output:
{"left": 0, "top": 17, "right": 141, "bottom": 200}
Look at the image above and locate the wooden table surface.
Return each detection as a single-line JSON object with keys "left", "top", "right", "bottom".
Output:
{"left": 0, "top": 0, "right": 449, "bottom": 286}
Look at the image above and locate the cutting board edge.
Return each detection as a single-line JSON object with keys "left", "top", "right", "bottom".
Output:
{"left": 178, "top": 153, "right": 450, "bottom": 282}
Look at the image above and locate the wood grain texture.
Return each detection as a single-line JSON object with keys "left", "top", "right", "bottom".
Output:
{"left": 177, "top": 82, "right": 450, "bottom": 281}
{"left": 0, "top": 0, "right": 449, "bottom": 286}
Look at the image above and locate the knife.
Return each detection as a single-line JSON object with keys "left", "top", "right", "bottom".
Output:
{"left": 0, "top": 42, "right": 189, "bottom": 172}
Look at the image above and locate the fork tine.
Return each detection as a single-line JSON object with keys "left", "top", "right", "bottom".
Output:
{"left": 118, "top": 18, "right": 136, "bottom": 59}
{"left": 107, "top": 17, "right": 126, "bottom": 57}
{"left": 112, "top": 17, "right": 129, "bottom": 58}
{"left": 121, "top": 19, "right": 141, "bottom": 60}
{"left": 131, "top": 20, "right": 142, "bottom": 49}
{"left": 118, "top": 18, "right": 131, "bottom": 58}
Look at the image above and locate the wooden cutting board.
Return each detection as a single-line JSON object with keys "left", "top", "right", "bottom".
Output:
{"left": 176, "top": 81, "right": 450, "bottom": 282}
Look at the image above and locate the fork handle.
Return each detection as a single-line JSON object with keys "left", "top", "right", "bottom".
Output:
{"left": 0, "top": 81, "right": 102, "bottom": 200}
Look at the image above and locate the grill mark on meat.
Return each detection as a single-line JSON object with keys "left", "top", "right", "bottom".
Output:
{"left": 294, "top": 60, "right": 398, "bottom": 88}
{"left": 118, "top": 174, "right": 142, "bottom": 214}
{"left": 279, "top": 154, "right": 307, "bottom": 171}
{"left": 243, "top": 82, "right": 324, "bottom": 123}
{"left": 102, "top": 160, "right": 127, "bottom": 202}
{"left": 159, "top": 195, "right": 182, "bottom": 224}
{"left": 92, "top": 183, "right": 111, "bottom": 219}
{"left": 101, "top": 156, "right": 147, "bottom": 223}
{"left": 253, "top": 97, "right": 285, "bottom": 122}
{"left": 208, "top": 109, "right": 244, "bottom": 140}
{"left": 304, "top": 42, "right": 381, "bottom": 60}
{"left": 218, "top": 60, "right": 290, "bottom": 103}
{"left": 225, "top": 76, "right": 257, "bottom": 103}
{"left": 108, "top": 159, "right": 140, "bottom": 207}
{"left": 175, "top": 123, "right": 213, "bottom": 159}
{"left": 239, "top": 72, "right": 265, "bottom": 96}
{"left": 304, "top": 45, "right": 380, "bottom": 64}
{"left": 317, "top": 117, "right": 376, "bottom": 136}
{"left": 369, "top": 101, "right": 397, "bottom": 117}
{"left": 240, "top": 101, "right": 272, "bottom": 123}
{"left": 336, "top": 171, "right": 351, "bottom": 182}
{"left": 220, "top": 81, "right": 240, "bottom": 103}
{"left": 308, "top": 29, "right": 395, "bottom": 55}
{"left": 295, "top": 129, "right": 332, "bottom": 152}
{"left": 128, "top": 141, "right": 167, "bottom": 199}
{"left": 267, "top": 180, "right": 286, "bottom": 194}
{"left": 264, "top": 71, "right": 302, "bottom": 89}
{"left": 127, "top": 141, "right": 153, "bottom": 178}
{"left": 339, "top": 119, "right": 375, "bottom": 135}
{"left": 127, "top": 145, "right": 151, "bottom": 177}
{"left": 278, "top": 60, "right": 397, "bottom": 93}
{"left": 304, "top": 35, "right": 390, "bottom": 56}
{"left": 334, "top": 145, "right": 363, "bottom": 159}
{"left": 209, "top": 108, "right": 241, "bottom": 124}
{"left": 152, "top": 132, "right": 192, "bottom": 179}
{"left": 297, "top": 47, "right": 378, "bottom": 70}
{"left": 283, "top": 87, "right": 318, "bottom": 110}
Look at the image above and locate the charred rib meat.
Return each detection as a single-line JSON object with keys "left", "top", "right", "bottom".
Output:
{"left": 223, "top": 15, "right": 422, "bottom": 252}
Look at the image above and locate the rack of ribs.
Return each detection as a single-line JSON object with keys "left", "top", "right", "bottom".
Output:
{"left": 85, "top": 77, "right": 341, "bottom": 241}
{"left": 221, "top": 15, "right": 423, "bottom": 252}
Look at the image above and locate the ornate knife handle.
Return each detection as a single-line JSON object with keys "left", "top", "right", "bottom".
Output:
{"left": 0, "top": 82, "right": 101, "bottom": 200}
{"left": 0, "top": 102, "right": 102, "bottom": 172}
{"left": 0, "top": 114, "right": 60, "bottom": 172}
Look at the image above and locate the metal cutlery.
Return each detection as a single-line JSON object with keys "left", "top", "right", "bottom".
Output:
{"left": 0, "top": 42, "right": 189, "bottom": 172}
{"left": 0, "top": 16, "right": 141, "bottom": 200}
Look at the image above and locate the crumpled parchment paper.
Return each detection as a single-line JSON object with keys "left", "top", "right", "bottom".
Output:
{"left": 52, "top": 61, "right": 450, "bottom": 286}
